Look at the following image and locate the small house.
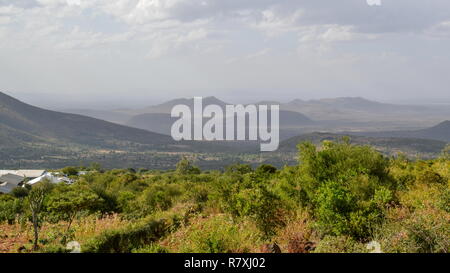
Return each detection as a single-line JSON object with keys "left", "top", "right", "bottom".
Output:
{"left": 0, "top": 174, "right": 25, "bottom": 194}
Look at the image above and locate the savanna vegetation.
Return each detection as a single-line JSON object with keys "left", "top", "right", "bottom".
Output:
{"left": 1, "top": 140, "right": 448, "bottom": 253}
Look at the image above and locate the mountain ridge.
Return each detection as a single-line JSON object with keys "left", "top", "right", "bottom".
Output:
{"left": 0, "top": 91, "right": 174, "bottom": 149}
{"left": 350, "top": 120, "right": 450, "bottom": 142}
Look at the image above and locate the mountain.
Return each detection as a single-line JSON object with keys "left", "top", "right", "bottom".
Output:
{"left": 351, "top": 121, "right": 450, "bottom": 142}
{"left": 420, "top": 121, "right": 450, "bottom": 141}
{"left": 59, "top": 109, "right": 132, "bottom": 124}
{"left": 126, "top": 110, "right": 314, "bottom": 138}
{"left": 280, "top": 97, "right": 450, "bottom": 126}
{"left": 126, "top": 113, "right": 174, "bottom": 135}
{"left": 0, "top": 92, "right": 267, "bottom": 170}
{"left": 70, "top": 96, "right": 450, "bottom": 133}
{"left": 277, "top": 132, "right": 447, "bottom": 158}
{"left": 129, "top": 96, "right": 228, "bottom": 115}
{"left": 0, "top": 91, "right": 174, "bottom": 149}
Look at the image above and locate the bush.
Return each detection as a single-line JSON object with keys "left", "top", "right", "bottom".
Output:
{"left": 83, "top": 213, "right": 182, "bottom": 253}
{"left": 0, "top": 197, "right": 24, "bottom": 224}
{"left": 375, "top": 207, "right": 449, "bottom": 253}
{"left": 168, "top": 215, "right": 261, "bottom": 253}
{"left": 225, "top": 164, "right": 253, "bottom": 175}
{"left": 214, "top": 174, "right": 285, "bottom": 237}
{"left": 132, "top": 243, "right": 169, "bottom": 253}
{"left": 61, "top": 167, "right": 79, "bottom": 176}
{"left": 315, "top": 181, "right": 357, "bottom": 236}
{"left": 138, "top": 183, "right": 182, "bottom": 215}
{"left": 11, "top": 187, "right": 29, "bottom": 198}
{"left": 176, "top": 158, "right": 201, "bottom": 175}
{"left": 297, "top": 141, "right": 394, "bottom": 239}
{"left": 46, "top": 184, "right": 102, "bottom": 232}
{"left": 314, "top": 235, "right": 367, "bottom": 253}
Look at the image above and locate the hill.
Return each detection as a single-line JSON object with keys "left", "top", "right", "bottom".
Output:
{"left": 70, "top": 96, "right": 450, "bottom": 133}
{"left": 126, "top": 110, "right": 314, "bottom": 138}
{"left": 0, "top": 91, "right": 174, "bottom": 149}
{"left": 277, "top": 132, "right": 447, "bottom": 158}
{"left": 59, "top": 108, "right": 132, "bottom": 125}
{"left": 281, "top": 97, "right": 450, "bottom": 125}
{"left": 128, "top": 96, "right": 228, "bottom": 115}
{"left": 0, "top": 92, "right": 261, "bottom": 169}
{"left": 351, "top": 121, "right": 450, "bottom": 142}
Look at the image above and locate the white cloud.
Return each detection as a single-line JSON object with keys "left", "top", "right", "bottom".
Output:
{"left": 426, "top": 21, "right": 450, "bottom": 38}
{"left": 2, "top": 0, "right": 450, "bottom": 102}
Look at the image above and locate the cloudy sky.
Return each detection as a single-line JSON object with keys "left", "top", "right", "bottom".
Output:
{"left": 1, "top": 0, "right": 450, "bottom": 108}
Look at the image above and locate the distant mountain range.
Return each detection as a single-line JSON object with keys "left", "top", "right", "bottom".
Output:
{"left": 63, "top": 96, "right": 450, "bottom": 133}
{"left": 280, "top": 97, "right": 450, "bottom": 123}
{"left": 349, "top": 120, "right": 450, "bottom": 142}
{"left": 1, "top": 92, "right": 448, "bottom": 169}
{"left": 277, "top": 132, "right": 448, "bottom": 158}
{"left": 0, "top": 91, "right": 173, "bottom": 150}
{"left": 0, "top": 92, "right": 260, "bottom": 160}
{"left": 126, "top": 109, "right": 314, "bottom": 138}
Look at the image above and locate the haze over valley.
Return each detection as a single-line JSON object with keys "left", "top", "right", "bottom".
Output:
{"left": 1, "top": 91, "right": 448, "bottom": 170}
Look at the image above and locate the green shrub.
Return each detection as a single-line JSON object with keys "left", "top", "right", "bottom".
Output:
{"left": 214, "top": 174, "right": 285, "bottom": 237}
{"left": 176, "top": 158, "right": 201, "bottom": 175}
{"left": 314, "top": 235, "right": 367, "bottom": 253}
{"left": 61, "top": 166, "right": 79, "bottom": 176}
{"left": 315, "top": 181, "right": 356, "bottom": 236}
{"left": 0, "top": 197, "right": 24, "bottom": 224}
{"left": 138, "top": 183, "right": 182, "bottom": 215}
{"left": 375, "top": 208, "right": 449, "bottom": 253}
{"left": 132, "top": 243, "right": 169, "bottom": 253}
{"left": 175, "top": 215, "right": 261, "bottom": 253}
{"left": 83, "top": 213, "right": 182, "bottom": 253}
{"left": 296, "top": 141, "right": 395, "bottom": 239}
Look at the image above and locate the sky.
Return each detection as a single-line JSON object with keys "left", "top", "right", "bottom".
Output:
{"left": 1, "top": 0, "right": 450, "bottom": 109}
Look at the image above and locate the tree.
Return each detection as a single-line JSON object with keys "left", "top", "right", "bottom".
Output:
{"left": 47, "top": 185, "right": 101, "bottom": 233}
{"left": 176, "top": 158, "right": 201, "bottom": 175}
{"left": 61, "top": 166, "right": 79, "bottom": 176}
{"left": 0, "top": 196, "right": 24, "bottom": 224}
{"left": 28, "top": 184, "right": 48, "bottom": 250}
{"left": 296, "top": 140, "right": 394, "bottom": 239}
{"left": 255, "top": 164, "right": 277, "bottom": 175}
{"left": 215, "top": 173, "right": 285, "bottom": 237}
{"left": 89, "top": 162, "right": 103, "bottom": 172}
{"left": 225, "top": 164, "right": 253, "bottom": 175}
{"left": 11, "top": 186, "right": 29, "bottom": 198}
{"left": 441, "top": 144, "right": 450, "bottom": 160}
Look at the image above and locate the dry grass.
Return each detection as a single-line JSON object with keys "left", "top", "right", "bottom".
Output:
{"left": 0, "top": 214, "right": 129, "bottom": 253}
{"left": 271, "top": 209, "right": 316, "bottom": 253}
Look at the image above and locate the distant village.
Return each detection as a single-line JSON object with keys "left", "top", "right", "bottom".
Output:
{"left": 0, "top": 170, "right": 80, "bottom": 194}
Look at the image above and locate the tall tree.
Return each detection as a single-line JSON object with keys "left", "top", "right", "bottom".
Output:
{"left": 28, "top": 186, "right": 47, "bottom": 250}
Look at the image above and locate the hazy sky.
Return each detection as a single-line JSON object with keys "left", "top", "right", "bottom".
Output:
{"left": 1, "top": 0, "right": 450, "bottom": 109}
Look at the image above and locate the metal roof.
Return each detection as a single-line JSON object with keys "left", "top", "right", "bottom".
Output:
{"left": 0, "top": 170, "right": 46, "bottom": 178}
{"left": 0, "top": 182, "right": 16, "bottom": 194}
{"left": 27, "top": 173, "right": 73, "bottom": 186}
{"left": 0, "top": 174, "right": 24, "bottom": 186}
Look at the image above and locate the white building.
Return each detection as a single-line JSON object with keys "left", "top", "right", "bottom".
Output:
{"left": 0, "top": 170, "right": 46, "bottom": 179}
{"left": 27, "top": 173, "right": 73, "bottom": 186}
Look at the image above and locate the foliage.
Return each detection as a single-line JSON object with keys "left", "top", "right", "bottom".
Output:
{"left": 163, "top": 214, "right": 261, "bottom": 253}
{"left": 46, "top": 183, "right": 102, "bottom": 231}
{"left": 83, "top": 213, "right": 182, "bottom": 253}
{"left": 176, "top": 158, "right": 201, "bottom": 175}
{"left": 0, "top": 197, "right": 24, "bottom": 224}
{"left": 0, "top": 140, "right": 448, "bottom": 253}
{"left": 313, "top": 235, "right": 367, "bottom": 253}
{"left": 296, "top": 140, "right": 395, "bottom": 239}
{"left": 28, "top": 182, "right": 51, "bottom": 250}
{"left": 61, "top": 166, "right": 79, "bottom": 176}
